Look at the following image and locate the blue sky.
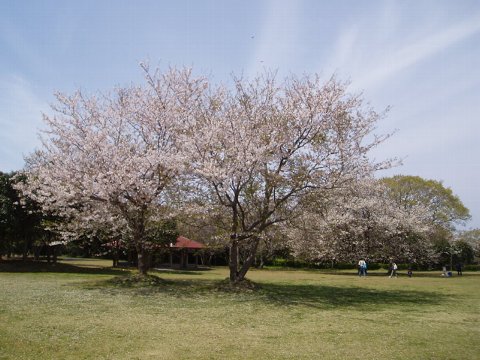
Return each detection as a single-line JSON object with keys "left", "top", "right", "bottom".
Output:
{"left": 1, "top": 0, "right": 479, "bottom": 228}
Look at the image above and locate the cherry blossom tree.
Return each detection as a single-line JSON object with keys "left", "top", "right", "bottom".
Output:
{"left": 182, "top": 73, "right": 394, "bottom": 283}
{"left": 288, "top": 179, "right": 433, "bottom": 264}
{"left": 19, "top": 66, "right": 397, "bottom": 281}
{"left": 18, "top": 68, "right": 201, "bottom": 275}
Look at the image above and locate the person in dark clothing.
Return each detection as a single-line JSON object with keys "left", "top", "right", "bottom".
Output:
{"left": 455, "top": 263, "right": 463, "bottom": 276}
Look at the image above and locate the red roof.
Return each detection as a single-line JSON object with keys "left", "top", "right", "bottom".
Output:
{"left": 171, "top": 236, "right": 205, "bottom": 249}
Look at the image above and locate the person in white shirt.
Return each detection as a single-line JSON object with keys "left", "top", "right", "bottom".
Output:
{"left": 358, "top": 259, "right": 366, "bottom": 276}
{"left": 389, "top": 262, "right": 398, "bottom": 278}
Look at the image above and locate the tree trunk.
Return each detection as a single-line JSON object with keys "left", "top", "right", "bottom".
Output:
{"left": 450, "top": 252, "right": 453, "bottom": 273}
{"left": 229, "top": 237, "right": 260, "bottom": 283}
{"left": 52, "top": 246, "right": 57, "bottom": 264}
{"left": 33, "top": 245, "right": 40, "bottom": 261}
{"left": 254, "top": 254, "right": 265, "bottom": 269}
{"left": 237, "top": 238, "right": 260, "bottom": 281}
{"left": 127, "top": 249, "right": 133, "bottom": 266}
{"left": 137, "top": 247, "right": 148, "bottom": 275}
{"left": 149, "top": 253, "right": 154, "bottom": 269}
{"left": 229, "top": 237, "right": 239, "bottom": 282}
{"left": 229, "top": 204, "right": 241, "bottom": 282}
{"left": 112, "top": 254, "right": 118, "bottom": 268}
{"left": 22, "top": 239, "right": 28, "bottom": 261}
{"left": 207, "top": 254, "right": 212, "bottom": 266}
{"left": 259, "top": 254, "right": 264, "bottom": 269}
{"left": 132, "top": 218, "right": 148, "bottom": 275}
{"left": 111, "top": 240, "right": 120, "bottom": 267}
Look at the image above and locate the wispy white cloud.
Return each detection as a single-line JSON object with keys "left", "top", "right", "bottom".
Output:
{"left": 353, "top": 13, "right": 480, "bottom": 90}
{"left": 324, "top": 25, "right": 359, "bottom": 76}
{"left": 0, "top": 75, "right": 48, "bottom": 171}
{"left": 324, "top": 5, "right": 480, "bottom": 227}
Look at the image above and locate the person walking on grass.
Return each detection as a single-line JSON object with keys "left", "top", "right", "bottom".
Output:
{"left": 455, "top": 263, "right": 463, "bottom": 276}
{"left": 389, "top": 262, "right": 398, "bottom": 278}
{"left": 358, "top": 259, "right": 366, "bottom": 277}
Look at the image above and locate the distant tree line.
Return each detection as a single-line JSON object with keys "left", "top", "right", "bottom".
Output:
{"left": 1, "top": 170, "right": 478, "bottom": 269}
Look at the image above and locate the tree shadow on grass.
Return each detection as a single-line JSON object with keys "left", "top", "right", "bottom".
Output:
{"left": 152, "top": 268, "right": 212, "bottom": 276}
{"left": 259, "top": 282, "right": 445, "bottom": 310}
{"left": 0, "top": 260, "right": 127, "bottom": 276}
{"left": 82, "top": 276, "right": 220, "bottom": 298}
{"left": 81, "top": 273, "right": 445, "bottom": 311}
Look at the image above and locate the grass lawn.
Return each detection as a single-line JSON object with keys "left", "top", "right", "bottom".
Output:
{"left": 0, "top": 259, "right": 479, "bottom": 359}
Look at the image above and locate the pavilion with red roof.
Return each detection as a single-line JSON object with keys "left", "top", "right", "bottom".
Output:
{"left": 168, "top": 236, "right": 205, "bottom": 268}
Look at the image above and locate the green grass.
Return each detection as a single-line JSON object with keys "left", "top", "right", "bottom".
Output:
{"left": 0, "top": 259, "right": 479, "bottom": 359}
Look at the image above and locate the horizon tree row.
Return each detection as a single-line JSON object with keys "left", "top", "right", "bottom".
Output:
{"left": 3, "top": 170, "right": 477, "bottom": 269}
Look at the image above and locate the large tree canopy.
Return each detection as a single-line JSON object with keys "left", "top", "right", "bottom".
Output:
{"left": 289, "top": 178, "right": 432, "bottom": 264}
{"left": 378, "top": 175, "right": 471, "bottom": 265}
{"left": 18, "top": 68, "right": 203, "bottom": 274}
{"left": 456, "top": 229, "right": 480, "bottom": 261}
{"left": 180, "top": 73, "right": 393, "bottom": 282}
{"left": 381, "top": 175, "right": 470, "bottom": 230}
{"left": 0, "top": 172, "right": 45, "bottom": 259}
{"left": 19, "top": 68, "right": 394, "bottom": 281}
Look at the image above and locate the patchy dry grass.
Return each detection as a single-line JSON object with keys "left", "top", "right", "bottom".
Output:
{"left": 0, "top": 259, "right": 479, "bottom": 359}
